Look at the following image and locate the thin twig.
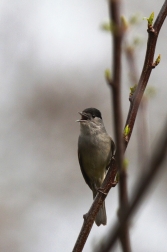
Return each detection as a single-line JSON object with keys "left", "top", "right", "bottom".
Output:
{"left": 125, "top": 0, "right": 167, "bottom": 143}
{"left": 108, "top": 0, "right": 131, "bottom": 251}
{"left": 72, "top": 2, "right": 167, "bottom": 251}
{"left": 95, "top": 120, "right": 167, "bottom": 252}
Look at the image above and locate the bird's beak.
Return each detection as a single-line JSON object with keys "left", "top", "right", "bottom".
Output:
{"left": 76, "top": 112, "right": 89, "bottom": 122}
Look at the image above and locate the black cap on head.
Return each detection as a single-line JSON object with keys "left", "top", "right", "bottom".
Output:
{"left": 83, "top": 108, "right": 102, "bottom": 119}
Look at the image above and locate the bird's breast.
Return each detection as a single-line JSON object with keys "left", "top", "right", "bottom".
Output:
{"left": 78, "top": 133, "right": 111, "bottom": 182}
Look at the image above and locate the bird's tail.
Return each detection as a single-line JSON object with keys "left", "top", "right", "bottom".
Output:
{"left": 95, "top": 201, "right": 107, "bottom": 226}
{"left": 93, "top": 190, "right": 107, "bottom": 226}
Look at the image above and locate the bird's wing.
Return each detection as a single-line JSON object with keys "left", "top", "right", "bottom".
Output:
{"left": 78, "top": 149, "right": 92, "bottom": 190}
{"left": 111, "top": 138, "right": 116, "bottom": 156}
{"left": 106, "top": 138, "right": 116, "bottom": 170}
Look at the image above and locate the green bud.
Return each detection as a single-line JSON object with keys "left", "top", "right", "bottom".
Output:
{"left": 105, "top": 69, "right": 111, "bottom": 80}
{"left": 101, "top": 21, "right": 111, "bottom": 32}
{"left": 121, "top": 16, "right": 129, "bottom": 31}
{"left": 129, "top": 13, "right": 142, "bottom": 25}
{"left": 148, "top": 12, "right": 154, "bottom": 26}
{"left": 124, "top": 125, "right": 130, "bottom": 137}
{"left": 155, "top": 54, "right": 161, "bottom": 65}
{"left": 123, "top": 158, "right": 129, "bottom": 171}
{"left": 143, "top": 12, "right": 154, "bottom": 26}
{"left": 145, "top": 86, "right": 156, "bottom": 98}
{"left": 130, "top": 84, "right": 137, "bottom": 95}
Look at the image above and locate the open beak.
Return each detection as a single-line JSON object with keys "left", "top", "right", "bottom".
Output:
{"left": 76, "top": 112, "right": 89, "bottom": 122}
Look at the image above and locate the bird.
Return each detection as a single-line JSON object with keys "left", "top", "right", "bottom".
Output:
{"left": 77, "top": 108, "right": 115, "bottom": 226}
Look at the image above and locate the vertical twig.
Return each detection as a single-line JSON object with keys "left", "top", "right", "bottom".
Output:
{"left": 108, "top": 0, "right": 131, "bottom": 251}
{"left": 125, "top": 45, "right": 138, "bottom": 84}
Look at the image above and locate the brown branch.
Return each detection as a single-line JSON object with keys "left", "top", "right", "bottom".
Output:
{"left": 108, "top": 0, "right": 131, "bottom": 251}
{"left": 72, "top": 2, "right": 167, "bottom": 252}
{"left": 95, "top": 120, "right": 167, "bottom": 252}
{"left": 125, "top": 0, "right": 167, "bottom": 143}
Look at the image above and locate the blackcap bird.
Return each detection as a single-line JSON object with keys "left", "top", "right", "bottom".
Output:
{"left": 77, "top": 108, "right": 115, "bottom": 226}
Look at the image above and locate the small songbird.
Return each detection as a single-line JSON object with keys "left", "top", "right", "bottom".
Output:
{"left": 77, "top": 108, "right": 115, "bottom": 226}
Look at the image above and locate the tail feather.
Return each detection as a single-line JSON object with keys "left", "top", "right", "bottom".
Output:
{"left": 93, "top": 190, "right": 107, "bottom": 226}
{"left": 95, "top": 201, "right": 107, "bottom": 226}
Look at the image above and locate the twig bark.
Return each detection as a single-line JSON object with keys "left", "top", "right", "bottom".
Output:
{"left": 72, "top": 1, "right": 167, "bottom": 251}
{"left": 95, "top": 120, "right": 167, "bottom": 252}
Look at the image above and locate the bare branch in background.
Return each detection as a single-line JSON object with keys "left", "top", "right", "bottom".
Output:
{"left": 137, "top": 97, "right": 149, "bottom": 167}
{"left": 125, "top": 45, "right": 138, "bottom": 84}
{"left": 125, "top": 36, "right": 149, "bottom": 170}
{"left": 108, "top": 0, "right": 131, "bottom": 250}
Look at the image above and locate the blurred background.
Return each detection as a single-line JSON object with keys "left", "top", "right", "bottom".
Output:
{"left": 0, "top": 0, "right": 167, "bottom": 251}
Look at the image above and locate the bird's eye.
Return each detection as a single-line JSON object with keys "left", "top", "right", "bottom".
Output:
{"left": 92, "top": 114, "right": 95, "bottom": 118}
